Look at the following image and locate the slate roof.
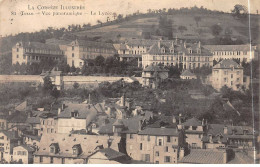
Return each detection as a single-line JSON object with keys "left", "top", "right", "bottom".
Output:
{"left": 58, "top": 103, "right": 99, "bottom": 120}
{"left": 138, "top": 127, "right": 179, "bottom": 136}
{"left": 17, "top": 41, "right": 62, "bottom": 52}
{"left": 72, "top": 39, "right": 116, "bottom": 50}
{"left": 203, "top": 124, "right": 254, "bottom": 143}
{"left": 34, "top": 133, "right": 121, "bottom": 158}
{"left": 181, "top": 117, "right": 202, "bottom": 126}
{"left": 93, "top": 148, "right": 126, "bottom": 160}
{"left": 204, "top": 44, "right": 254, "bottom": 52}
{"left": 179, "top": 149, "right": 226, "bottom": 164}
{"left": 26, "top": 111, "right": 46, "bottom": 124}
{"left": 45, "top": 38, "right": 71, "bottom": 45}
{"left": 7, "top": 111, "right": 27, "bottom": 123}
{"left": 143, "top": 65, "right": 169, "bottom": 72}
{"left": 113, "top": 44, "right": 128, "bottom": 50}
{"left": 0, "top": 130, "right": 19, "bottom": 140}
{"left": 213, "top": 59, "right": 243, "bottom": 69}
{"left": 180, "top": 70, "right": 196, "bottom": 77}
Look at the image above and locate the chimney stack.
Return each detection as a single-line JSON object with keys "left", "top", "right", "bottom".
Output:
{"left": 184, "top": 41, "right": 186, "bottom": 48}
{"left": 224, "top": 126, "right": 228, "bottom": 134}
{"left": 121, "top": 93, "right": 125, "bottom": 107}
{"left": 198, "top": 41, "right": 201, "bottom": 48}
{"left": 172, "top": 116, "right": 176, "bottom": 123}
{"left": 158, "top": 40, "right": 161, "bottom": 48}
{"left": 58, "top": 108, "right": 61, "bottom": 115}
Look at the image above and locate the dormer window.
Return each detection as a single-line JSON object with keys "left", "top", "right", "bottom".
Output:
{"left": 72, "top": 144, "right": 82, "bottom": 156}
{"left": 49, "top": 143, "right": 59, "bottom": 154}
{"left": 71, "top": 110, "right": 79, "bottom": 118}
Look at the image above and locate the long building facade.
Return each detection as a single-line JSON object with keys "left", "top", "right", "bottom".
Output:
{"left": 142, "top": 40, "right": 213, "bottom": 70}
{"left": 12, "top": 42, "right": 64, "bottom": 65}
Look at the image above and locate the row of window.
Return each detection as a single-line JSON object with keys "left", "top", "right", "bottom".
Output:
{"left": 42, "top": 120, "right": 55, "bottom": 126}
{"left": 141, "top": 154, "right": 174, "bottom": 163}
{"left": 213, "top": 51, "right": 247, "bottom": 56}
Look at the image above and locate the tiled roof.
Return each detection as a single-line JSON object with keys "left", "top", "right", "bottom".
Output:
{"left": 179, "top": 149, "right": 226, "bottom": 164}
{"left": 213, "top": 59, "right": 243, "bottom": 69}
{"left": 181, "top": 117, "right": 202, "bottom": 126}
{"left": 35, "top": 133, "right": 121, "bottom": 158}
{"left": 143, "top": 65, "right": 169, "bottom": 72}
{"left": 204, "top": 44, "right": 254, "bottom": 51}
{"left": 180, "top": 70, "right": 196, "bottom": 77}
{"left": 138, "top": 127, "right": 179, "bottom": 136}
{"left": 94, "top": 148, "right": 126, "bottom": 160}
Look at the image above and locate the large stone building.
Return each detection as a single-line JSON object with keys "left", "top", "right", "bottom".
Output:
{"left": 204, "top": 44, "right": 257, "bottom": 63}
{"left": 33, "top": 133, "right": 121, "bottom": 164}
{"left": 65, "top": 39, "right": 116, "bottom": 68}
{"left": 12, "top": 42, "right": 64, "bottom": 65}
{"left": 209, "top": 59, "right": 244, "bottom": 91}
{"left": 142, "top": 40, "right": 213, "bottom": 69}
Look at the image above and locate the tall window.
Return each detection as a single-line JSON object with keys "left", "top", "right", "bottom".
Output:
{"left": 165, "top": 156, "right": 170, "bottom": 163}
{"left": 156, "top": 151, "right": 159, "bottom": 156}
{"left": 72, "top": 53, "right": 74, "bottom": 57}
{"left": 158, "top": 139, "right": 162, "bottom": 146}
{"left": 140, "top": 143, "right": 143, "bottom": 150}
{"left": 50, "top": 157, "right": 53, "bottom": 164}
{"left": 167, "top": 136, "right": 171, "bottom": 142}
{"left": 17, "top": 55, "right": 19, "bottom": 58}
{"left": 40, "top": 156, "right": 43, "bottom": 163}
{"left": 165, "top": 146, "right": 168, "bottom": 152}
{"left": 17, "top": 48, "right": 19, "bottom": 52}
{"left": 72, "top": 46, "right": 74, "bottom": 51}
{"left": 147, "top": 135, "right": 150, "bottom": 141}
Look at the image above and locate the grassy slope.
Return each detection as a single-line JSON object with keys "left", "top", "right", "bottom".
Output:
{"left": 74, "top": 13, "right": 259, "bottom": 43}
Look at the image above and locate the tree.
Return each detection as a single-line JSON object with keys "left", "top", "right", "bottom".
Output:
{"left": 178, "top": 26, "right": 187, "bottom": 34}
{"left": 95, "top": 55, "right": 105, "bottom": 66}
{"left": 211, "top": 24, "right": 223, "bottom": 37}
{"left": 43, "top": 76, "right": 53, "bottom": 92}
{"left": 194, "top": 16, "right": 201, "bottom": 27}
{"left": 73, "top": 82, "right": 80, "bottom": 89}
{"left": 231, "top": 4, "right": 248, "bottom": 19}
{"left": 50, "top": 87, "right": 60, "bottom": 99}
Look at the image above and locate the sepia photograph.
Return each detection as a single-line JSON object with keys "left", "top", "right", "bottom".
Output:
{"left": 0, "top": 0, "right": 259, "bottom": 164}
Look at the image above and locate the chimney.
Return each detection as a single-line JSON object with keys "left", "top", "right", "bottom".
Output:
{"left": 179, "top": 147, "right": 185, "bottom": 160}
{"left": 184, "top": 41, "right": 186, "bottom": 48}
{"left": 223, "top": 150, "right": 227, "bottom": 163}
{"left": 58, "top": 108, "right": 61, "bottom": 115}
{"left": 61, "top": 104, "right": 65, "bottom": 110}
{"left": 209, "top": 134, "right": 213, "bottom": 143}
{"left": 8, "top": 111, "right": 12, "bottom": 116}
{"left": 172, "top": 116, "right": 176, "bottom": 123}
{"left": 178, "top": 113, "right": 182, "bottom": 124}
{"left": 198, "top": 41, "right": 201, "bottom": 48}
{"left": 88, "top": 94, "right": 91, "bottom": 104}
{"left": 18, "top": 140, "right": 21, "bottom": 146}
{"left": 223, "top": 126, "right": 228, "bottom": 134}
{"left": 138, "top": 120, "right": 143, "bottom": 131}
{"left": 158, "top": 40, "right": 161, "bottom": 48}
{"left": 121, "top": 94, "right": 125, "bottom": 107}
{"left": 202, "top": 118, "right": 205, "bottom": 126}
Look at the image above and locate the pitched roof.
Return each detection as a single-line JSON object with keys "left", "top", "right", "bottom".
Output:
{"left": 15, "top": 145, "right": 35, "bottom": 152}
{"left": 58, "top": 103, "right": 99, "bottom": 120}
{"left": 113, "top": 44, "right": 128, "bottom": 50}
{"left": 72, "top": 40, "right": 116, "bottom": 50}
{"left": 179, "top": 149, "right": 226, "bottom": 164}
{"left": 213, "top": 59, "right": 243, "bottom": 69}
{"left": 34, "top": 133, "right": 121, "bottom": 158}
{"left": 17, "top": 41, "right": 62, "bottom": 52}
{"left": 204, "top": 44, "right": 254, "bottom": 52}
{"left": 181, "top": 117, "right": 202, "bottom": 126}
{"left": 138, "top": 127, "right": 179, "bottom": 136}
{"left": 7, "top": 111, "right": 27, "bottom": 123}
{"left": 94, "top": 148, "right": 126, "bottom": 160}
{"left": 143, "top": 65, "right": 169, "bottom": 72}
{"left": 0, "top": 130, "right": 19, "bottom": 140}
{"left": 180, "top": 70, "right": 196, "bottom": 77}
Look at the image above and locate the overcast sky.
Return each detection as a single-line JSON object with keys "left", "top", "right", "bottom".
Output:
{"left": 0, "top": 0, "right": 259, "bottom": 36}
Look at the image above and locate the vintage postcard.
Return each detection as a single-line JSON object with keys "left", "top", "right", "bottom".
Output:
{"left": 0, "top": 0, "right": 259, "bottom": 164}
